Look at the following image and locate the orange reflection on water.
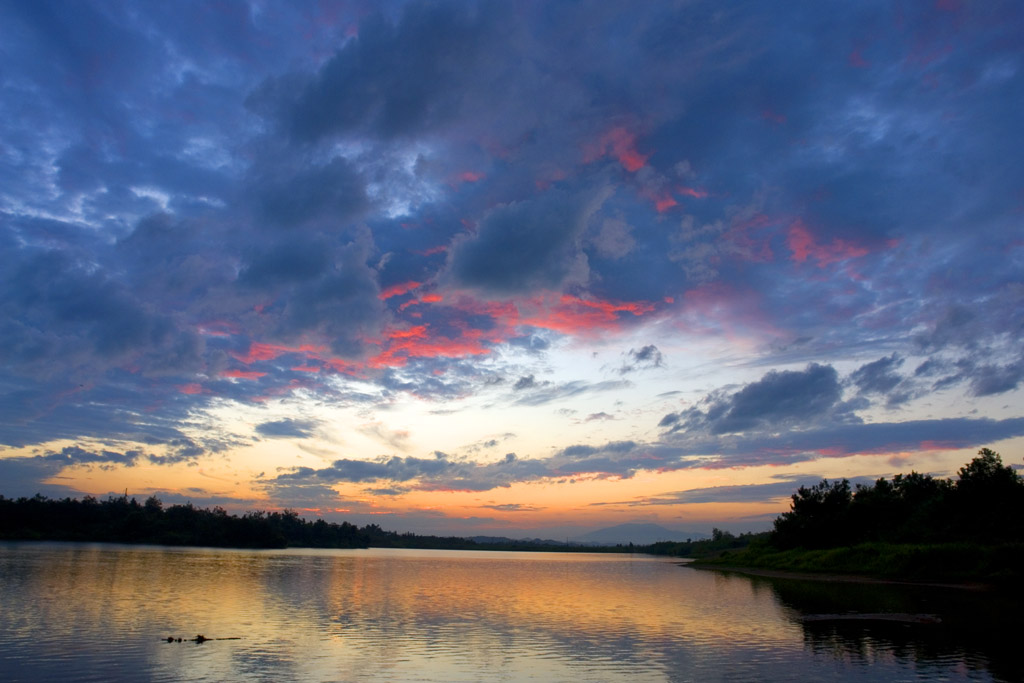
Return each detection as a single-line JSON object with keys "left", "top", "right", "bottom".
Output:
{"left": 2, "top": 544, "right": 800, "bottom": 681}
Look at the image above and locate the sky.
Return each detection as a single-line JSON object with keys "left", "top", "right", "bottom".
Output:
{"left": 1, "top": 0, "right": 1023, "bottom": 538}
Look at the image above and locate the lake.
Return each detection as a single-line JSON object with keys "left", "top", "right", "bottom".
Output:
{"left": 0, "top": 542, "right": 1017, "bottom": 682}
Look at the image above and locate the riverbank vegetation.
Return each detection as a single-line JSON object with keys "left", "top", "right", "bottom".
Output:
{"left": 0, "top": 493, "right": 629, "bottom": 552}
{"left": 693, "top": 449, "right": 1024, "bottom": 583}
{"left": 644, "top": 528, "right": 769, "bottom": 559}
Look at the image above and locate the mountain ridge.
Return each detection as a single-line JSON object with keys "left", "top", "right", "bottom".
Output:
{"left": 574, "top": 523, "right": 709, "bottom": 546}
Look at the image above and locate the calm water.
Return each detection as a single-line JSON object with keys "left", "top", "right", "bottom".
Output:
{"left": 0, "top": 542, "right": 1017, "bottom": 682}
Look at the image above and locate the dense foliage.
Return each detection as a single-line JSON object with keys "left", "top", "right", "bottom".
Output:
{"left": 689, "top": 449, "right": 1024, "bottom": 583}
{"left": 771, "top": 449, "right": 1024, "bottom": 549}
{"left": 645, "top": 528, "right": 769, "bottom": 558}
{"left": 0, "top": 494, "right": 368, "bottom": 549}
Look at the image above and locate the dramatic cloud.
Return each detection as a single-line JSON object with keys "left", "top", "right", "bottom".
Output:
{"left": 663, "top": 364, "right": 855, "bottom": 437}
{"left": 445, "top": 189, "right": 607, "bottom": 296}
{"left": 1, "top": 1, "right": 1022, "bottom": 532}
{"left": 619, "top": 345, "right": 664, "bottom": 374}
{"left": 635, "top": 475, "right": 880, "bottom": 506}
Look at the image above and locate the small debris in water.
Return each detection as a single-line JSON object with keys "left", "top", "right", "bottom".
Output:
{"left": 164, "top": 634, "right": 242, "bottom": 643}
{"left": 801, "top": 613, "right": 941, "bottom": 624}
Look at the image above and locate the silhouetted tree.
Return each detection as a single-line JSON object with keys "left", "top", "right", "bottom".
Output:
{"left": 772, "top": 478, "right": 852, "bottom": 549}
{"left": 953, "top": 448, "right": 1024, "bottom": 541}
{"left": 770, "top": 449, "right": 1022, "bottom": 550}
{"left": 0, "top": 495, "right": 369, "bottom": 549}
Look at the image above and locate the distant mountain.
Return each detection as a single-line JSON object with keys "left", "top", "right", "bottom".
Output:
{"left": 573, "top": 523, "right": 709, "bottom": 546}
{"left": 469, "top": 535, "right": 566, "bottom": 546}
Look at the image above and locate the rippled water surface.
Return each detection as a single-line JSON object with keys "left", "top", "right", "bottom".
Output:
{"left": 0, "top": 542, "right": 1017, "bottom": 681}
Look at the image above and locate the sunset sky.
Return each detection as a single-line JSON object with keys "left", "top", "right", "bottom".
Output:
{"left": 2, "top": 0, "right": 1022, "bottom": 538}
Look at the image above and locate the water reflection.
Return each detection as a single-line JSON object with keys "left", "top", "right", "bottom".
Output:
{"left": 0, "top": 542, "right": 1015, "bottom": 681}
{"left": 725, "top": 569, "right": 1022, "bottom": 683}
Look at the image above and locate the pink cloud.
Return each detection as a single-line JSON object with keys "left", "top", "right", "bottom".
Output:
{"left": 723, "top": 213, "right": 778, "bottom": 263}
{"left": 678, "top": 186, "right": 708, "bottom": 199}
{"left": 222, "top": 369, "right": 266, "bottom": 380}
{"left": 787, "top": 219, "right": 870, "bottom": 267}
{"left": 197, "top": 320, "right": 238, "bottom": 337}
{"left": 231, "top": 341, "right": 327, "bottom": 364}
{"left": 583, "top": 126, "right": 648, "bottom": 172}
{"left": 379, "top": 280, "right": 422, "bottom": 300}
{"left": 362, "top": 292, "right": 659, "bottom": 370}
{"left": 680, "top": 282, "right": 783, "bottom": 342}
{"left": 534, "top": 167, "right": 567, "bottom": 191}
{"left": 848, "top": 48, "right": 870, "bottom": 68}
{"left": 653, "top": 193, "right": 678, "bottom": 213}
{"left": 399, "top": 292, "right": 443, "bottom": 312}
{"left": 519, "top": 295, "right": 655, "bottom": 335}
{"left": 369, "top": 323, "right": 491, "bottom": 368}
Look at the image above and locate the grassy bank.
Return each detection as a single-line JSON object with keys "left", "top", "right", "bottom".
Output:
{"left": 693, "top": 541, "right": 1024, "bottom": 584}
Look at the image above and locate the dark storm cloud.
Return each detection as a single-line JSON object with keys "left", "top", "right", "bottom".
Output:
{"left": 276, "top": 233, "right": 388, "bottom": 356}
{"left": 239, "top": 241, "right": 333, "bottom": 288}
{"left": 363, "top": 486, "right": 411, "bottom": 497}
{"left": 0, "top": 440, "right": 211, "bottom": 498}
{"left": 850, "top": 354, "right": 903, "bottom": 395}
{"left": 285, "top": 2, "right": 508, "bottom": 141}
{"left": 445, "top": 189, "right": 606, "bottom": 296}
{"left": 1, "top": 246, "right": 201, "bottom": 373}
{"left": 42, "top": 446, "right": 144, "bottom": 468}
{"left": 513, "top": 375, "right": 537, "bottom": 391}
{"left": 272, "top": 449, "right": 554, "bottom": 493}
{"left": 250, "top": 156, "right": 368, "bottom": 228}
{"left": 619, "top": 345, "right": 664, "bottom": 374}
{"left": 255, "top": 419, "right": 318, "bottom": 439}
{"left": 0, "top": 372, "right": 210, "bottom": 449}
{"left": 663, "top": 364, "right": 854, "bottom": 437}
{"left": 915, "top": 307, "right": 980, "bottom": 352}
{"left": 848, "top": 354, "right": 915, "bottom": 407}
{"left": 660, "top": 416, "right": 1024, "bottom": 470}
{"left": 909, "top": 351, "right": 1024, "bottom": 399}
{"left": 968, "top": 358, "right": 1024, "bottom": 397}
{"left": 276, "top": 454, "right": 455, "bottom": 484}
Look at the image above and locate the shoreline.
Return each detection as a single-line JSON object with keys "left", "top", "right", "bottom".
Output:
{"left": 682, "top": 561, "right": 992, "bottom": 591}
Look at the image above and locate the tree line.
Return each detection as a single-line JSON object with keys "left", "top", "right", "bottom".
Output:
{"left": 645, "top": 448, "right": 1023, "bottom": 561}
{"left": 0, "top": 494, "right": 630, "bottom": 552}
{"left": 771, "top": 448, "right": 1023, "bottom": 549}
{"left": 0, "top": 494, "right": 369, "bottom": 549}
